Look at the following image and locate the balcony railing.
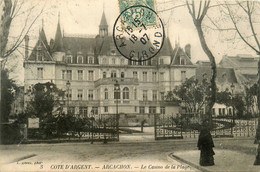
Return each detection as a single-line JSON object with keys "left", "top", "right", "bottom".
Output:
{"left": 94, "top": 77, "right": 138, "bottom": 87}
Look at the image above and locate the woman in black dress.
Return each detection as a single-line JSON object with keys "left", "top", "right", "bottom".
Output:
{"left": 197, "top": 123, "right": 215, "bottom": 166}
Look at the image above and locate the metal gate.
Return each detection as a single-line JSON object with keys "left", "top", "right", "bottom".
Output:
{"left": 154, "top": 114, "right": 183, "bottom": 140}
{"left": 85, "top": 114, "right": 120, "bottom": 142}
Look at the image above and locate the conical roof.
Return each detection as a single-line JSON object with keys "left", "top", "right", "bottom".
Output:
{"left": 53, "top": 16, "right": 64, "bottom": 52}
{"left": 99, "top": 11, "right": 108, "bottom": 27}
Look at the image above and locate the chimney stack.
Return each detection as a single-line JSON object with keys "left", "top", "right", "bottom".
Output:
{"left": 185, "top": 44, "right": 191, "bottom": 59}
{"left": 24, "top": 35, "right": 29, "bottom": 59}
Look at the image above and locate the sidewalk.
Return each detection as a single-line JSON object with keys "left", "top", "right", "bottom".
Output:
{"left": 0, "top": 149, "right": 36, "bottom": 164}
{"left": 169, "top": 149, "right": 259, "bottom": 172}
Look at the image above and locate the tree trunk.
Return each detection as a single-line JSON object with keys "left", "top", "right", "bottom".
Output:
{"left": 195, "top": 23, "right": 217, "bottom": 124}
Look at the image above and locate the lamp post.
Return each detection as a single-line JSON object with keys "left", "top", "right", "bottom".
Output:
{"left": 90, "top": 109, "right": 94, "bottom": 144}
{"left": 66, "top": 80, "right": 71, "bottom": 114}
{"left": 114, "top": 80, "right": 120, "bottom": 140}
{"left": 231, "top": 83, "right": 235, "bottom": 135}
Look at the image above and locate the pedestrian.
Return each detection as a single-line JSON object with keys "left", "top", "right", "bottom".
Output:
{"left": 197, "top": 121, "right": 215, "bottom": 166}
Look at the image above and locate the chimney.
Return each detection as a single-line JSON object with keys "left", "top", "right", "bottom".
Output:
{"left": 24, "top": 35, "right": 29, "bottom": 59}
{"left": 185, "top": 44, "right": 191, "bottom": 58}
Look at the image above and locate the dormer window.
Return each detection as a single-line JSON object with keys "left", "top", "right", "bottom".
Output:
{"left": 88, "top": 56, "right": 94, "bottom": 64}
{"left": 66, "top": 55, "right": 72, "bottom": 63}
{"left": 37, "top": 46, "right": 43, "bottom": 61}
{"left": 180, "top": 57, "right": 186, "bottom": 65}
{"left": 77, "top": 56, "right": 83, "bottom": 64}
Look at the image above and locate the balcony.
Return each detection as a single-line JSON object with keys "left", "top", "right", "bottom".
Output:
{"left": 94, "top": 77, "right": 139, "bottom": 87}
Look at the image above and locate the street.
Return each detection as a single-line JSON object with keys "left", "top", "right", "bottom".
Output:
{"left": 0, "top": 136, "right": 258, "bottom": 172}
{"left": 0, "top": 137, "right": 199, "bottom": 172}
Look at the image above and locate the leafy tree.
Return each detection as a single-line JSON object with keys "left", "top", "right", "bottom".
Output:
{"left": 166, "top": 77, "right": 210, "bottom": 113}
{"left": 1, "top": 69, "right": 18, "bottom": 122}
{"left": 25, "top": 82, "right": 65, "bottom": 119}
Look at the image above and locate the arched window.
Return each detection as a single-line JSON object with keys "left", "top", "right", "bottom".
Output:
{"left": 120, "top": 59, "right": 125, "bottom": 65}
{"left": 111, "top": 71, "right": 117, "bottom": 78}
{"left": 102, "top": 58, "right": 107, "bottom": 64}
{"left": 89, "top": 56, "right": 94, "bottom": 64}
{"left": 104, "top": 88, "right": 108, "bottom": 99}
{"left": 77, "top": 56, "right": 83, "bottom": 64}
{"left": 112, "top": 58, "right": 116, "bottom": 64}
{"left": 103, "top": 72, "right": 106, "bottom": 78}
{"left": 123, "top": 87, "right": 129, "bottom": 99}
{"left": 121, "top": 72, "right": 125, "bottom": 78}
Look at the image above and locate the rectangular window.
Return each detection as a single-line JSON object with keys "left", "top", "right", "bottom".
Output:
{"left": 79, "top": 107, "right": 88, "bottom": 116}
{"left": 88, "top": 70, "right": 94, "bottom": 81}
{"left": 92, "top": 107, "right": 98, "bottom": 114}
{"left": 134, "top": 89, "right": 137, "bottom": 100}
{"left": 160, "top": 107, "right": 165, "bottom": 114}
{"left": 133, "top": 71, "right": 138, "bottom": 79}
{"left": 37, "top": 68, "right": 43, "bottom": 79}
{"left": 88, "top": 90, "right": 93, "bottom": 100}
{"left": 143, "top": 72, "right": 147, "bottom": 82}
{"left": 160, "top": 72, "right": 164, "bottom": 81}
{"left": 219, "top": 108, "right": 222, "bottom": 115}
{"left": 152, "top": 90, "right": 157, "bottom": 101}
{"left": 104, "top": 106, "right": 108, "bottom": 113}
{"left": 67, "top": 70, "right": 72, "bottom": 80}
{"left": 62, "top": 70, "right": 66, "bottom": 80}
{"left": 149, "top": 106, "right": 156, "bottom": 114}
{"left": 143, "top": 90, "right": 148, "bottom": 101}
{"left": 152, "top": 72, "right": 157, "bottom": 82}
{"left": 135, "top": 106, "right": 137, "bottom": 112}
{"left": 78, "top": 70, "right": 83, "bottom": 80}
{"left": 160, "top": 92, "right": 165, "bottom": 101}
{"left": 222, "top": 108, "right": 225, "bottom": 115}
{"left": 181, "top": 71, "right": 186, "bottom": 82}
{"left": 77, "top": 89, "right": 83, "bottom": 100}
{"left": 140, "top": 106, "right": 145, "bottom": 114}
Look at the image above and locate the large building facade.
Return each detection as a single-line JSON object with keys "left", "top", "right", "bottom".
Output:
{"left": 24, "top": 13, "right": 196, "bottom": 118}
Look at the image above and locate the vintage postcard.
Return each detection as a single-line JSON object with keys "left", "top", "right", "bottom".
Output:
{"left": 1, "top": 0, "right": 260, "bottom": 171}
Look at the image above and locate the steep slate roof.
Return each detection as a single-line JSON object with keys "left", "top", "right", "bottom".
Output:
{"left": 63, "top": 36, "right": 98, "bottom": 64}
{"left": 53, "top": 19, "right": 64, "bottom": 52}
{"left": 171, "top": 46, "right": 193, "bottom": 65}
{"left": 99, "top": 11, "right": 108, "bottom": 27}
{"left": 196, "top": 65, "right": 238, "bottom": 84}
{"left": 27, "top": 29, "right": 52, "bottom": 61}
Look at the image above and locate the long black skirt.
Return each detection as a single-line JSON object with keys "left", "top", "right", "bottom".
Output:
{"left": 199, "top": 147, "right": 215, "bottom": 166}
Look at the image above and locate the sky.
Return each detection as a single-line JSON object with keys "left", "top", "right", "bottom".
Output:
{"left": 5, "top": 0, "right": 257, "bottom": 86}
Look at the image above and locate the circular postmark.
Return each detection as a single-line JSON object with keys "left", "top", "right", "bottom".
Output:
{"left": 113, "top": 5, "right": 165, "bottom": 62}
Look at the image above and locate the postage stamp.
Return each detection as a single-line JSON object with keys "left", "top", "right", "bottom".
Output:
{"left": 113, "top": 4, "right": 165, "bottom": 62}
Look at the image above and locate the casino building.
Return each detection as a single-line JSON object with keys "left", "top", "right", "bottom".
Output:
{"left": 24, "top": 12, "right": 196, "bottom": 119}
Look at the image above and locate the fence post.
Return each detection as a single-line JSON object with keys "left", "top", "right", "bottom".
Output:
{"left": 154, "top": 114, "right": 157, "bottom": 140}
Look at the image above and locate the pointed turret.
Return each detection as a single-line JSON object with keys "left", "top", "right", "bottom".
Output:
{"left": 53, "top": 13, "right": 64, "bottom": 52}
{"left": 39, "top": 27, "right": 49, "bottom": 51}
{"left": 99, "top": 11, "right": 108, "bottom": 38}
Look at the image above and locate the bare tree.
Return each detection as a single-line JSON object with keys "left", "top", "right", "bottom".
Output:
{"left": 186, "top": 0, "right": 217, "bottom": 122}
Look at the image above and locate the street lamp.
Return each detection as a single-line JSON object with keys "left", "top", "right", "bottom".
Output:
{"left": 66, "top": 80, "right": 71, "bottom": 114}
{"left": 114, "top": 80, "right": 120, "bottom": 140}
{"left": 90, "top": 109, "right": 94, "bottom": 144}
{"left": 230, "top": 82, "right": 235, "bottom": 135}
